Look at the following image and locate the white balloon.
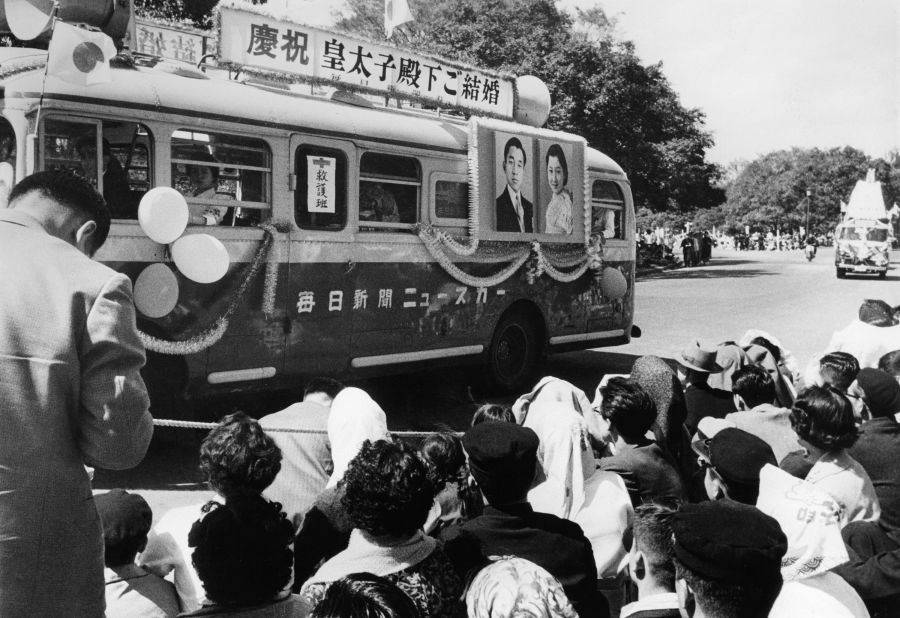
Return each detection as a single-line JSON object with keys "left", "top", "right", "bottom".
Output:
{"left": 171, "top": 234, "right": 230, "bottom": 284}
{"left": 133, "top": 263, "right": 179, "bottom": 318}
{"left": 138, "top": 187, "right": 189, "bottom": 245}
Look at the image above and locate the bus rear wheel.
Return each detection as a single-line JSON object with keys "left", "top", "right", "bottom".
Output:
{"left": 486, "top": 312, "right": 539, "bottom": 394}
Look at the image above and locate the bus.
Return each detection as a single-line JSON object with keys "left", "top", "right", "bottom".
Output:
{"left": 0, "top": 12, "right": 637, "bottom": 419}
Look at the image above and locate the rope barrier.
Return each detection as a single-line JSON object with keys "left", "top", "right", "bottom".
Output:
{"left": 152, "top": 417, "right": 457, "bottom": 438}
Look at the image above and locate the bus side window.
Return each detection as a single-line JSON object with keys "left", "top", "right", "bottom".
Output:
{"left": 40, "top": 118, "right": 151, "bottom": 220}
{"left": 359, "top": 152, "right": 419, "bottom": 227}
{"left": 0, "top": 117, "right": 15, "bottom": 204}
{"left": 172, "top": 129, "right": 271, "bottom": 227}
{"left": 434, "top": 179, "right": 468, "bottom": 220}
{"left": 295, "top": 145, "right": 347, "bottom": 231}
{"left": 591, "top": 180, "right": 625, "bottom": 240}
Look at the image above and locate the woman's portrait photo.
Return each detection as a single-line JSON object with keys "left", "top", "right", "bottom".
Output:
{"left": 543, "top": 143, "right": 573, "bottom": 234}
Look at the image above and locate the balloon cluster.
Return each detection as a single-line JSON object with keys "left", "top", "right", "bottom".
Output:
{"left": 133, "top": 187, "right": 231, "bottom": 318}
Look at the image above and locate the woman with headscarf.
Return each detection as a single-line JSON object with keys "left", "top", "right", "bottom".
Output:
{"left": 744, "top": 343, "right": 796, "bottom": 407}
{"left": 513, "top": 376, "right": 611, "bottom": 453}
{"left": 293, "top": 388, "right": 391, "bottom": 588}
{"left": 629, "top": 356, "right": 692, "bottom": 481}
{"left": 521, "top": 381, "right": 633, "bottom": 581}
{"left": 466, "top": 556, "right": 577, "bottom": 618}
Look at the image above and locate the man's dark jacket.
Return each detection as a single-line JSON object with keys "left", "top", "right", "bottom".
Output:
{"left": 849, "top": 417, "right": 900, "bottom": 531}
{"left": 495, "top": 187, "right": 533, "bottom": 233}
{"left": 684, "top": 382, "right": 736, "bottom": 435}
{"left": 441, "top": 502, "right": 607, "bottom": 618}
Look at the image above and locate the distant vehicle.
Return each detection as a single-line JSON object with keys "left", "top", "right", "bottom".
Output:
{"left": 835, "top": 170, "right": 891, "bottom": 279}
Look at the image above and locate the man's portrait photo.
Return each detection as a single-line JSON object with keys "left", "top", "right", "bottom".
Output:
{"left": 495, "top": 135, "right": 533, "bottom": 232}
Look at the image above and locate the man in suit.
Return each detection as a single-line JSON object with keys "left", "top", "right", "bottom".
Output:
{"left": 261, "top": 377, "right": 344, "bottom": 529}
{"left": 495, "top": 137, "right": 533, "bottom": 232}
{"left": 676, "top": 340, "right": 735, "bottom": 434}
{"left": 442, "top": 422, "right": 607, "bottom": 618}
{"left": 598, "top": 377, "right": 685, "bottom": 507}
{"left": 0, "top": 170, "right": 153, "bottom": 616}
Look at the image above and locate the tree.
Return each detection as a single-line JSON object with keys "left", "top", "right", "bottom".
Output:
{"left": 723, "top": 147, "right": 875, "bottom": 235}
{"left": 338, "top": 0, "right": 724, "bottom": 215}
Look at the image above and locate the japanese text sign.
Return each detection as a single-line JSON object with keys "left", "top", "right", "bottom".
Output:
{"left": 307, "top": 155, "right": 336, "bottom": 213}
{"left": 218, "top": 7, "right": 515, "bottom": 118}
{"left": 133, "top": 19, "right": 212, "bottom": 65}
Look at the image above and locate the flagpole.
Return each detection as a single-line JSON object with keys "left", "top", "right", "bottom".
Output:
{"left": 34, "top": 2, "right": 61, "bottom": 139}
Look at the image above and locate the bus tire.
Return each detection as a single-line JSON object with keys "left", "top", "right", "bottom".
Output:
{"left": 879, "top": 271, "right": 887, "bottom": 279}
{"left": 836, "top": 267, "right": 845, "bottom": 279}
{"left": 486, "top": 312, "right": 539, "bottom": 394}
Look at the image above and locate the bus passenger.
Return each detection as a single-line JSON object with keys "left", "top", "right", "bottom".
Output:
{"left": 496, "top": 137, "right": 533, "bottom": 233}
{"left": 187, "top": 153, "right": 232, "bottom": 226}
{"left": 544, "top": 144, "right": 573, "bottom": 235}
{"left": 76, "top": 136, "right": 136, "bottom": 219}
{"left": 359, "top": 183, "right": 400, "bottom": 223}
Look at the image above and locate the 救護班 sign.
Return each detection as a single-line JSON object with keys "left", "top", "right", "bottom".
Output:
{"left": 132, "top": 19, "right": 213, "bottom": 65}
{"left": 217, "top": 6, "right": 515, "bottom": 119}
{"left": 307, "top": 155, "right": 336, "bottom": 214}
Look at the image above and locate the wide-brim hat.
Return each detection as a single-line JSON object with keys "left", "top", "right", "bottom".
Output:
{"left": 677, "top": 340, "right": 725, "bottom": 373}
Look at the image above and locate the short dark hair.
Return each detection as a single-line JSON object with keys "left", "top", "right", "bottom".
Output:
{"left": 878, "top": 350, "right": 900, "bottom": 378}
{"left": 471, "top": 403, "right": 515, "bottom": 426}
{"left": 633, "top": 504, "right": 676, "bottom": 591}
{"left": 545, "top": 144, "right": 568, "bottom": 186}
{"left": 189, "top": 496, "right": 294, "bottom": 608}
{"left": 502, "top": 137, "right": 526, "bottom": 165}
{"left": 732, "top": 365, "right": 776, "bottom": 408}
{"left": 199, "top": 411, "right": 282, "bottom": 499}
{"left": 819, "top": 352, "right": 860, "bottom": 391}
{"left": 310, "top": 573, "right": 421, "bottom": 618}
{"left": 674, "top": 561, "right": 782, "bottom": 618}
{"left": 419, "top": 432, "right": 465, "bottom": 493}
{"left": 342, "top": 440, "right": 434, "bottom": 537}
{"left": 303, "top": 377, "right": 345, "bottom": 401}
{"left": 9, "top": 169, "right": 110, "bottom": 255}
{"left": 600, "top": 377, "right": 658, "bottom": 443}
{"left": 790, "top": 385, "right": 858, "bottom": 451}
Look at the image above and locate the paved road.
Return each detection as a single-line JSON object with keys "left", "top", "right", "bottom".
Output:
{"left": 95, "top": 246, "right": 900, "bottom": 519}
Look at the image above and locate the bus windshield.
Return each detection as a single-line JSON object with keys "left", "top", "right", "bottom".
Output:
{"left": 840, "top": 227, "right": 888, "bottom": 242}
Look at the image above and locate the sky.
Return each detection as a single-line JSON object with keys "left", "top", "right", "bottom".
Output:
{"left": 278, "top": 0, "right": 898, "bottom": 165}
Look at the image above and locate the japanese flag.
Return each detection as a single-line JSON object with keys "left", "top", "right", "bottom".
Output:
{"left": 385, "top": 0, "right": 413, "bottom": 37}
{"left": 47, "top": 22, "right": 116, "bottom": 86}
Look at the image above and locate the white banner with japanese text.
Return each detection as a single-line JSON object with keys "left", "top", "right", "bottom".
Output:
{"left": 217, "top": 6, "right": 515, "bottom": 118}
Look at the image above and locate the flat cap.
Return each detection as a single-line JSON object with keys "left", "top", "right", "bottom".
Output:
{"left": 708, "top": 428, "right": 777, "bottom": 486}
{"left": 463, "top": 422, "right": 539, "bottom": 503}
{"left": 672, "top": 501, "right": 787, "bottom": 585}
{"left": 95, "top": 489, "right": 152, "bottom": 544}
{"left": 856, "top": 368, "right": 900, "bottom": 418}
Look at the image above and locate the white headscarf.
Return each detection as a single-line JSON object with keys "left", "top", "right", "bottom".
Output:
{"left": 326, "top": 387, "right": 390, "bottom": 488}
{"left": 514, "top": 376, "right": 610, "bottom": 449}
{"left": 524, "top": 397, "right": 596, "bottom": 520}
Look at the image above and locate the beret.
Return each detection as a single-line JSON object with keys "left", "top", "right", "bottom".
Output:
{"left": 95, "top": 489, "right": 152, "bottom": 544}
{"left": 463, "top": 422, "right": 539, "bottom": 488}
{"left": 856, "top": 368, "right": 900, "bottom": 418}
{"left": 672, "top": 501, "right": 787, "bottom": 585}
{"left": 708, "top": 428, "right": 776, "bottom": 486}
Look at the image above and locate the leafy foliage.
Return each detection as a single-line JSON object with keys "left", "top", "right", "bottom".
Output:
{"left": 338, "top": 0, "right": 724, "bottom": 215}
{"left": 722, "top": 147, "right": 899, "bottom": 235}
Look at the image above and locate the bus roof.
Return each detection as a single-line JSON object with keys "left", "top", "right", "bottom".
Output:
{"left": 0, "top": 48, "right": 626, "bottom": 178}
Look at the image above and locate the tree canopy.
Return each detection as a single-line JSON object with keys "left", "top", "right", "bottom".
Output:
{"left": 715, "top": 147, "right": 900, "bottom": 235}
{"left": 335, "top": 0, "right": 724, "bottom": 214}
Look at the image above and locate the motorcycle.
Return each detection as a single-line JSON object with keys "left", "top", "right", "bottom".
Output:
{"left": 805, "top": 244, "right": 817, "bottom": 261}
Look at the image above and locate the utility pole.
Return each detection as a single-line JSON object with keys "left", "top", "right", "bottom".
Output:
{"left": 805, "top": 189, "right": 812, "bottom": 237}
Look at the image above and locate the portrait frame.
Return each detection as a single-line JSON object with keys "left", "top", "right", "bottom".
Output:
{"left": 472, "top": 117, "right": 587, "bottom": 244}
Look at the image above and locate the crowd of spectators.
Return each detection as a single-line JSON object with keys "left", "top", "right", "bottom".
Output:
{"left": 87, "top": 296, "right": 900, "bottom": 617}
{"left": 8, "top": 169, "right": 900, "bottom": 616}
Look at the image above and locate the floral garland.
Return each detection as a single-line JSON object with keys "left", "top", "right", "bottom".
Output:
{"left": 420, "top": 227, "right": 531, "bottom": 288}
{"left": 139, "top": 225, "right": 276, "bottom": 355}
{"left": 260, "top": 222, "right": 281, "bottom": 317}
